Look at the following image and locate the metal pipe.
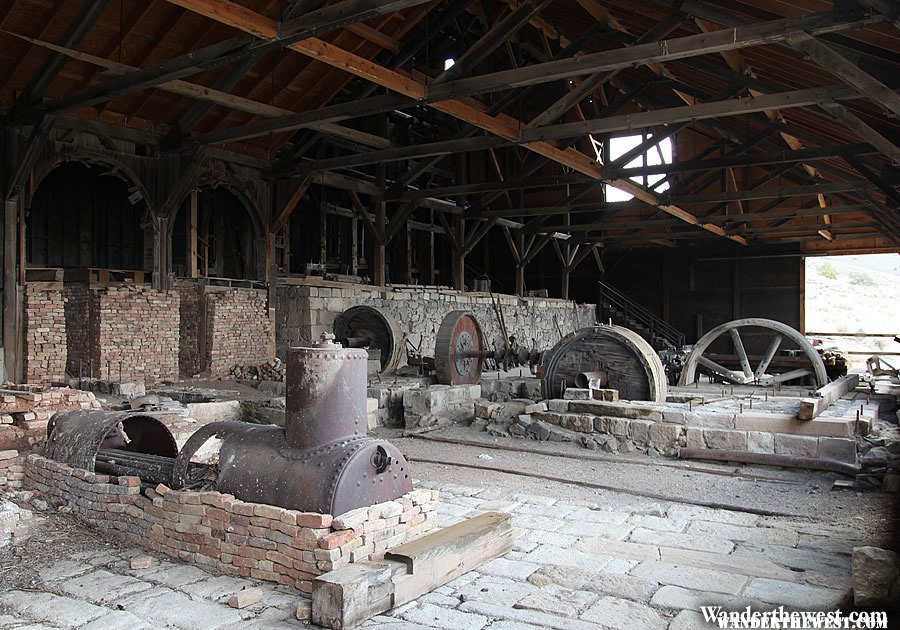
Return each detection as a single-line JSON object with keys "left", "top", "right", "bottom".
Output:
{"left": 575, "top": 371, "right": 609, "bottom": 389}
{"left": 678, "top": 447, "right": 860, "bottom": 476}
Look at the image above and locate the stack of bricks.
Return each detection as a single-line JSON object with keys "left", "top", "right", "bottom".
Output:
{"left": 0, "top": 386, "right": 100, "bottom": 451}
{"left": 63, "top": 286, "right": 93, "bottom": 377}
{"left": 23, "top": 285, "right": 67, "bottom": 384}
{"left": 24, "top": 453, "right": 438, "bottom": 593}
{"left": 205, "top": 288, "right": 273, "bottom": 376}
{"left": 94, "top": 286, "right": 180, "bottom": 383}
{"left": 0, "top": 450, "right": 24, "bottom": 489}
{"left": 175, "top": 280, "right": 203, "bottom": 377}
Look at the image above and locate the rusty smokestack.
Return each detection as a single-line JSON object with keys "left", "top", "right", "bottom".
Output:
{"left": 285, "top": 333, "right": 367, "bottom": 450}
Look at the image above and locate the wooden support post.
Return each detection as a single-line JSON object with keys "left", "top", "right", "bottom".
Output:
{"left": 312, "top": 513, "right": 513, "bottom": 630}
{"left": 799, "top": 374, "right": 860, "bottom": 420}
{"left": 282, "top": 223, "right": 291, "bottom": 272}
{"left": 515, "top": 232, "right": 525, "bottom": 297}
{"left": 3, "top": 199, "right": 19, "bottom": 382}
{"left": 426, "top": 211, "right": 435, "bottom": 285}
{"left": 189, "top": 189, "right": 199, "bottom": 278}
{"left": 350, "top": 216, "right": 358, "bottom": 276}
{"left": 452, "top": 217, "right": 465, "bottom": 291}
{"left": 319, "top": 203, "right": 327, "bottom": 266}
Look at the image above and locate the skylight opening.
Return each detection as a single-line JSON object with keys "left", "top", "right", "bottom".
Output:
{"left": 444, "top": 58, "right": 455, "bottom": 71}
{"left": 599, "top": 133, "right": 674, "bottom": 202}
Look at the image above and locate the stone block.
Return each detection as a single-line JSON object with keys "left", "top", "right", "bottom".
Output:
{"left": 590, "top": 388, "right": 619, "bottom": 402}
{"left": 692, "top": 412, "right": 736, "bottom": 429}
{"left": 648, "top": 423, "right": 683, "bottom": 450}
{"left": 563, "top": 388, "right": 591, "bottom": 400}
{"left": 851, "top": 546, "right": 900, "bottom": 607}
{"left": 627, "top": 420, "right": 654, "bottom": 445}
{"left": 629, "top": 561, "right": 748, "bottom": 595}
{"left": 685, "top": 427, "right": 705, "bottom": 449}
{"left": 747, "top": 431, "right": 775, "bottom": 454}
{"left": 228, "top": 587, "right": 262, "bottom": 609}
{"left": 703, "top": 428, "right": 748, "bottom": 451}
{"left": 773, "top": 434, "right": 819, "bottom": 458}
{"left": 817, "top": 437, "right": 857, "bottom": 464}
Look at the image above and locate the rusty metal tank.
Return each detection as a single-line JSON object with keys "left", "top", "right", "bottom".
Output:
{"left": 205, "top": 334, "right": 413, "bottom": 515}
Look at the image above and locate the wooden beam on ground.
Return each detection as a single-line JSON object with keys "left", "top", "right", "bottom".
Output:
{"left": 799, "top": 374, "right": 860, "bottom": 420}
{"left": 312, "top": 512, "right": 513, "bottom": 630}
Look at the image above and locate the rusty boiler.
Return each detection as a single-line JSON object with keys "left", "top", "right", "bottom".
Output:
{"left": 191, "top": 333, "right": 413, "bottom": 515}
{"left": 46, "top": 334, "right": 413, "bottom": 517}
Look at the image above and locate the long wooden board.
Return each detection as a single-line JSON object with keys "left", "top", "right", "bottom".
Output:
{"left": 798, "top": 374, "right": 860, "bottom": 420}
{"left": 312, "top": 512, "right": 514, "bottom": 629}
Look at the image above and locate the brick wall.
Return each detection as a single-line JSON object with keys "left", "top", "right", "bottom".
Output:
{"left": 94, "top": 286, "right": 179, "bottom": 383}
{"left": 276, "top": 280, "right": 596, "bottom": 361}
{"left": 205, "top": 288, "right": 273, "bottom": 376}
{"left": 0, "top": 385, "right": 100, "bottom": 451}
{"left": 23, "top": 285, "right": 67, "bottom": 384}
{"left": 63, "top": 286, "right": 94, "bottom": 378}
{"left": 175, "top": 280, "right": 203, "bottom": 377}
{"left": 24, "top": 454, "right": 438, "bottom": 593}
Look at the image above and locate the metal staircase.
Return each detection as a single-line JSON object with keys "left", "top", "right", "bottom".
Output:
{"left": 598, "top": 281, "right": 686, "bottom": 349}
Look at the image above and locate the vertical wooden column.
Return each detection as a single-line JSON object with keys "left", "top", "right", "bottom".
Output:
{"left": 350, "top": 217, "right": 359, "bottom": 276}
{"left": 452, "top": 217, "right": 465, "bottom": 291}
{"left": 319, "top": 203, "right": 327, "bottom": 266}
{"left": 560, "top": 212, "right": 570, "bottom": 299}
{"left": 152, "top": 214, "right": 172, "bottom": 290}
{"left": 189, "top": 190, "right": 199, "bottom": 278}
{"left": 373, "top": 161, "right": 387, "bottom": 287}
{"left": 3, "top": 199, "right": 19, "bottom": 381}
{"left": 515, "top": 231, "right": 525, "bottom": 297}
{"left": 426, "top": 212, "right": 435, "bottom": 285}
{"left": 282, "top": 223, "right": 291, "bottom": 272}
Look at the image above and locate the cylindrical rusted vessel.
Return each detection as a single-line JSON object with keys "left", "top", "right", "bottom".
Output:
{"left": 285, "top": 335, "right": 367, "bottom": 450}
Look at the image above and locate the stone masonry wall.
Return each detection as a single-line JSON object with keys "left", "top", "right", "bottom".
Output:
{"left": 276, "top": 279, "right": 596, "bottom": 362}
{"left": 534, "top": 398, "right": 859, "bottom": 464}
{"left": 23, "top": 285, "right": 67, "bottom": 384}
{"left": 175, "top": 280, "right": 203, "bottom": 377}
{"left": 205, "top": 288, "right": 273, "bottom": 376}
{"left": 94, "top": 286, "right": 179, "bottom": 383}
{"left": 24, "top": 454, "right": 439, "bottom": 593}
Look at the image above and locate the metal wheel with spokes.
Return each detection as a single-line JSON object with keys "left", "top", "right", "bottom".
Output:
{"left": 678, "top": 318, "right": 828, "bottom": 387}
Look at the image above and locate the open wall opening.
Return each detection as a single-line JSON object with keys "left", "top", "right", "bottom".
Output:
{"left": 172, "top": 187, "right": 259, "bottom": 281}
{"left": 26, "top": 162, "right": 147, "bottom": 272}
{"left": 805, "top": 253, "right": 900, "bottom": 370}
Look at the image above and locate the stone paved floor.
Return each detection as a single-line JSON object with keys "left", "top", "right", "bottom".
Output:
{"left": 0, "top": 476, "right": 880, "bottom": 630}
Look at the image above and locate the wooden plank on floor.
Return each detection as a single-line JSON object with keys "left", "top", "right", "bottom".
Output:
{"left": 798, "top": 374, "right": 860, "bottom": 420}
{"left": 312, "top": 512, "right": 513, "bottom": 630}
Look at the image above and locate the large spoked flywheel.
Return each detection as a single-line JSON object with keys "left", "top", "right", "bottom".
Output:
{"left": 541, "top": 325, "right": 668, "bottom": 401}
{"left": 677, "top": 318, "right": 827, "bottom": 387}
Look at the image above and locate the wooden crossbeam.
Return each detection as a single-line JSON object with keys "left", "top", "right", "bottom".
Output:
{"left": 787, "top": 32, "right": 900, "bottom": 118}
{"left": 426, "top": 11, "right": 882, "bottom": 100}
{"left": 272, "top": 177, "right": 311, "bottom": 232}
{"left": 522, "top": 86, "right": 858, "bottom": 142}
{"left": 9, "top": 0, "right": 113, "bottom": 118}
{"left": 11, "top": 32, "right": 391, "bottom": 150}
{"left": 163, "top": 0, "right": 748, "bottom": 245}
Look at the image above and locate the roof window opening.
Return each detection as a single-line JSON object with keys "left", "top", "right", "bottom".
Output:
{"left": 600, "top": 132, "right": 673, "bottom": 202}
{"left": 444, "top": 58, "right": 455, "bottom": 71}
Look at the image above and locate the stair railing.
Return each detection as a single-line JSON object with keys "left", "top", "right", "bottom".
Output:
{"left": 598, "top": 281, "right": 686, "bottom": 348}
